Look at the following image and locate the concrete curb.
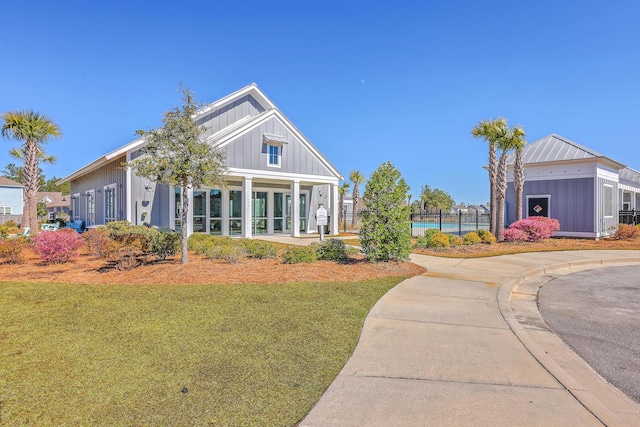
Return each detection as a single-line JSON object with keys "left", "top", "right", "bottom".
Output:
{"left": 497, "top": 257, "right": 640, "bottom": 426}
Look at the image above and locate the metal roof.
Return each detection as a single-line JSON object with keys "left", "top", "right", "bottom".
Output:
{"left": 507, "top": 134, "right": 624, "bottom": 169}
{"left": 619, "top": 167, "right": 640, "bottom": 188}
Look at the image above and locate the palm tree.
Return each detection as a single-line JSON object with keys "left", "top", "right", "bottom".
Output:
{"left": 349, "top": 170, "right": 365, "bottom": 227}
{"left": 495, "top": 124, "right": 525, "bottom": 241}
{"left": 338, "top": 181, "right": 350, "bottom": 227}
{"left": 513, "top": 135, "right": 527, "bottom": 222}
{"left": 472, "top": 117, "right": 508, "bottom": 235}
{"left": 2, "top": 111, "right": 62, "bottom": 234}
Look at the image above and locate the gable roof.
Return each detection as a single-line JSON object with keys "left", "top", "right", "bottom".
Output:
{"left": 37, "top": 192, "right": 69, "bottom": 209}
{"left": 0, "top": 177, "right": 24, "bottom": 187}
{"left": 507, "top": 133, "right": 625, "bottom": 170}
{"left": 60, "top": 84, "right": 342, "bottom": 183}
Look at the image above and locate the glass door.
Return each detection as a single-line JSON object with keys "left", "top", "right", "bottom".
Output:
{"left": 285, "top": 193, "right": 307, "bottom": 233}
{"left": 274, "top": 192, "right": 284, "bottom": 233}
{"left": 252, "top": 191, "right": 268, "bottom": 234}
{"left": 192, "top": 190, "right": 206, "bottom": 233}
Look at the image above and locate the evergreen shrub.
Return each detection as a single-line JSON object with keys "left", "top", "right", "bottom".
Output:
{"left": 282, "top": 246, "right": 317, "bottom": 264}
{"left": 463, "top": 232, "right": 482, "bottom": 245}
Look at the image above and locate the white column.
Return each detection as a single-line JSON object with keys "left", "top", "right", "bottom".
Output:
{"left": 222, "top": 190, "right": 230, "bottom": 236}
{"left": 125, "top": 152, "right": 132, "bottom": 223}
{"left": 330, "top": 182, "right": 339, "bottom": 235}
{"left": 186, "top": 186, "right": 194, "bottom": 236}
{"left": 242, "top": 177, "right": 253, "bottom": 238}
{"left": 291, "top": 180, "right": 300, "bottom": 237}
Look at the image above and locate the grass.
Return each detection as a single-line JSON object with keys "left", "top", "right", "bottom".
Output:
{"left": 0, "top": 277, "right": 404, "bottom": 426}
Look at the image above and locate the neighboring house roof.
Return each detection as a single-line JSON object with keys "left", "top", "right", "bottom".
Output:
{"left": 619, "top": 167, "right": 640, "bottom": 188}
{"left": 60, "top": 83, "right": 343, "bottom": 183}
{"left": 507, "top": 134, "right": 625, "bottom": 169}
{"left": 0, "top": 177, "right": 24, "bottom": 187}
{"left": 37, "top": 192, "right": 70, "bottom": 209}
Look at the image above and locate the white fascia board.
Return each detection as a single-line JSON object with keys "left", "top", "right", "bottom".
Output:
{"left": 211, "top": 110, "right": 343, "bottom": 180}
{"left": 226, "top": 167, "right": 340, "bottom": 185}
{"left": 58, "top": 137, "right": 145, "bottom": 184}
{"left": 195, "top": 84, "right": 275, "bottom": 120}
{"left": 619, "top": 182, "right": 640, "bottom": 192}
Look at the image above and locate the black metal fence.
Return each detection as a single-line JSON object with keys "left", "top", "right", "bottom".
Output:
{"left": 619, "top": 210, "right": 639, "bottom": 226}
{"left": 411, "top": 210, "right": 490, "bottom": 237}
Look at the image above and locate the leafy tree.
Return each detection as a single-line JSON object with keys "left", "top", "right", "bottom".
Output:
{"left": 37, "top": 200, "right": 48, "bottom": 219}
{"left": 359, "top": 161, "right": 411, "bottom": 262}
{"left": 1, "top": 110, "right": 62, "bottom": 234}
{"left": 495, "top": 124, "right": 525, "bottom": 241}
{"left": 337, "top": 181, "right": 350, "bottom": 225}
{"left": 41, "top": 176, "right": 70, "bottom": 194}
{"left": 471, "top": 117, "right": 508, "bottom": 235}
{"left": 420, "top": 185, "right": 455, "bottom": 212}
{"left": 127, "top": 87, "right": 226, "bottom": 264}
{"left": 349, "top": 170, "right": 365, "bottom": 227}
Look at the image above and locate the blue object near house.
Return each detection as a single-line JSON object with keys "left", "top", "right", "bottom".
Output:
{"left": 65, "top": 220, "right": 85, "bottom": 233}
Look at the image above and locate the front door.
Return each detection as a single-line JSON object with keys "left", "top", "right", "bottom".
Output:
{"left": 285, "top": 193, "right": 307, "bottom": 232}
{"left": 528, "top": 197, "right": 549, "bottom": 217}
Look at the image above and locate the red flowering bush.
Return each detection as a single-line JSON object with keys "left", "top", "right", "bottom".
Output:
{"left": 33, "top": 229, "right": 84, "bottom": 264}
{"left": 505, "top": 217, "right": 560, "bottom": 242}
{"left": 503, "top": 228, "right": 528, "bottom": 242}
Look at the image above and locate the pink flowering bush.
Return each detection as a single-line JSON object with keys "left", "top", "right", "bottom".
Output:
{"left": 503, "top": 228, "right": 528, "bottom": 242}
{"left": 33, "top": 228, "right": 84, "bottom": 264}
{"left": 504, "top": 217, "right": 560, "bottom": 242}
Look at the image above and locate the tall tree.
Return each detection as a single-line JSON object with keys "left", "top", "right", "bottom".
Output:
{"left": 127, "top": 87, "right": 226, "bottom": 264}
{"left": 2, "top": 110, "right": 62, "bottom": 234}
{"left": 513, "top": 134, "right": 527, "bottom": 222}
{"left": 349, "top": 170, "right": 365, "bottom": 227}
{"left": 420, "top": 185, "right": 455, "bottom": 212}
{"left": 359, "top": 161, "right": 411, "bottom": 262}
{"left": 495, "top": 124, "right": 526, "bottom": 241}
{"left": 471, "top": 117, "right": 508, "bottom": 235}
{"left": 337, "top": 181, "right": 350, "bottom": 226}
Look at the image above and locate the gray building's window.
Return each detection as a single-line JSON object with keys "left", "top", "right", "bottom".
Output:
{"left": 209, "top": 189, "right": 222, "bottom": 235}
{"left": 229, "top": 190, "right": 242, "bottom": 235}
{"left": 604, "top": 185, "right": 613, "bottom": 217}
{"left": 267, "top": 144, "right": 280, "bottom": 167}
{"left": 105, "top": 184, "right": 116, "bottom": 223}
{"left": 0, "top": 206, "right": 12, "bottom": 214}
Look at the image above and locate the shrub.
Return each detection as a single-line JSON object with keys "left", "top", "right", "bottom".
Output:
{"left": 463, "top": 232, "right": 482, "bottom": 245}
{"left": 0, "top": 237, "right": 28, "bottom": 264}
{"left": 448, "top": 234, "right": 463, "bottom": 246}
{"left": 503, "top": 228, "right": 528, "bottom": 242}
{"left": 507, "top": 217, "right": 560, "bottom": 241}
{"left": 3, "top": 220, "right": 17, "bottom": 229}
{"left": 83, "top": 228, "right": 113, "bottom": 257}
{"left": 312, "top": 238, "right": 350, "bottom": 261}
{"left": 98, "top": 222, "right": 180, "bottom": 268}
{"left": 282, "top": 245, "right": 317, "bottom": 264}
{"left": 415, "top": 229, "right": 441, "bottom": 248}
{"left": 476, "top": 229, "right": 496, "bottom": 244}
{"left": 241, "top": 239, "right": 277, "bottom": 259}
{"left": 205, "top": 241, "right": 247, "bottom": 263}
{"left": 148, "top": 230, "right": 181, "bottom": 260}
{"left": 615, "top": 224, "right": 640, "bottom": 240}
{"left": 359, "top": 162, "right": 412, "bottom": 262}
{"left": 429, "top": 232, "right": 450, "bottom": 248}
{"left": 33, "top": 229, "right": 84, "bottom": 264}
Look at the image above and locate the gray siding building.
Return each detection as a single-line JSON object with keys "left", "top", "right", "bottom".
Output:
{"left": 506, "top": 134, "right": 640, "bottom": 238}
{"left": 61, "top": 84, "right": 343, "bottom": 238}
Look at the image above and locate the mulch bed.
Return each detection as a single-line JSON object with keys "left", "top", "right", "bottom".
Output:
{"left": 0, "top": 248, "right": 426, "bottom": 285}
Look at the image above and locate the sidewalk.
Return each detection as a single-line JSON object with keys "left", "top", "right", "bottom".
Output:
{"left": 300, "top": 250, "right": 640, "bottom": 426}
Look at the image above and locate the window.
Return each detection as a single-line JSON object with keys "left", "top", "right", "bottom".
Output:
{"left": 623, "top": 192, "right": 631, "bottom": 211}
{"left": 209, "top": 189, "right": 222, "bottom": 235}
{"left": 72, "top": 194, "right": 80, "bottom": 221}
{"left": 0, "top": 206, "right": 11, "bottom": 215}
{"left": 229, "top": 190, "right": 242, "bottom": 235}
{"left": 85, "top": 189, "right": 95, "bottom": 226}
{"left": 105, "top": 184, "right": 116, "bottom": 223}
{"left": 604, "top": 185, "right": 613, "bottom": 217}
{"left": 193, "top": 190, "right": 206, "bottom": 232}
{"left": 268, "top": 144, "right": 280, "bottom": 167}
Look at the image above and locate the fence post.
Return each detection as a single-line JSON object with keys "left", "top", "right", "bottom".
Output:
{"left": 439, "top": 210, "right": 442, "bottom": 231}
{"left": 476, "top": 210, "right": 479, "bottom": 231}
{"left": 410, "top": 213, "right": 413, "bottom": 237}
{"left": 458, "top": 210, "right": 462, "bottom": 236}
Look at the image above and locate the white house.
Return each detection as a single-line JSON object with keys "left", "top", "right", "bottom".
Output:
{"left": 0, "top": 177, "right": 24, "bottom": 222}
{"left": 60, "top": 84, "right": 343, "bottom": 237}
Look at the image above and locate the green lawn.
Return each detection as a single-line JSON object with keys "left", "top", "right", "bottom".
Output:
{"left": 0, "top": 278, "right": 404, "bottom": 426}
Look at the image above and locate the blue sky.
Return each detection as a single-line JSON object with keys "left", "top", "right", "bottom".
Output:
{"left": 2, "top": 1, "right": 639, "bottom": 205}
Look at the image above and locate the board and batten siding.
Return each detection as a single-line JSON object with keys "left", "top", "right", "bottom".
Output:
{"left": 508, "top": 178, "right": 595, "bottom": 233}
{"left": 129, "top": 171, "right": 172, "bottom": 227}
{"left": 198, "top": 95, "right": 265, "bottom": 140}
{"left": 224, "top": 116, "right": 333, "bottom": 177}
{"left": 70, "top": 155, "right": 127, "bottom": 225}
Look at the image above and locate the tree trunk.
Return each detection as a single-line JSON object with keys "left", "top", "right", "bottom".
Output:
{"left": 495, "top": 152, "right": 508, "bottom": 241}
{"left": 514, "top": 146, "right": 524, "bottom": 222}
{"left": 488, "top": 141, "right": 497, "bottom": 236}
{"left": 181, "top": 181, "right": 190, "bottom": 264}
{"left": 351, "top": 187, "right": 359, "bottom": 228}
{"left": 24, "top": 139, "right": 40, "bottom": 235}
